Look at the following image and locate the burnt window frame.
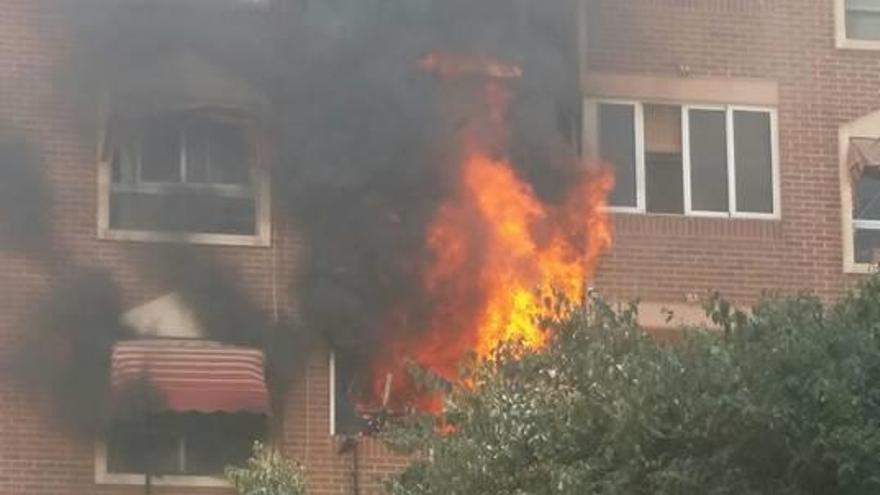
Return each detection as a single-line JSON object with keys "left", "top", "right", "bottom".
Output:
{"left": 97, "top": 107, "right": 271, "bottom": 246}
{"left": 586, "top": 99, "right": 780, "bottom": 220}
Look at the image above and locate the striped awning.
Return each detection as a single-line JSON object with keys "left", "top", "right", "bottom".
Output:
{"left": 111, "top": 339, "right": 268, "bottom": 414}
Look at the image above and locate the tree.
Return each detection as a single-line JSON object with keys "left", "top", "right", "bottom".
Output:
{"left": 386, "top": 278, "right": 880, "bottom": 495}
{"left": 225, "top": 442, "right": 307, "bottom": 495}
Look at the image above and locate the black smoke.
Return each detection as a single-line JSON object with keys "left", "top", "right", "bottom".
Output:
{"left": 0, "top": 0, "right": 585, "bottom": 432}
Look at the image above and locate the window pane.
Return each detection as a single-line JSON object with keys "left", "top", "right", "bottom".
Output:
{"left": 184, "top": 123, "right": 211, "bottom": 183}
{"left": 734, "top": 110, "right": 774, "bottom": 214}
{"left": 689, "top": 109, "right": 729, "bottom": 212}
{"left": 855, "top": 172, "right": 880, "bottom": 220}
{"left": 210, "top": 122, "right": 251, "bottom": 185}
{"left": 110, "top": 190, "right": 257, "bottom": 235}
{"left": 598, "top": 103, "right": 637, "bottom": 208}
{"left": 848, "top": 1, "right": 880, "bottom": 40}
{"left": 644, "top": 105, "right": 683, "bottom": 214}
{"left": 140, "top": 120, "right": 181, "bottom": 183}
{"left": 855, "top": 228, "right": 880, "bottom": 264}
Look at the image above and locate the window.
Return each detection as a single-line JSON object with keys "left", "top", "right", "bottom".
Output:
{"left": 100, "top": 108, "right": 270, "bottom": 245}
{"left": 330, "top": 352, "right": 369, "bottom": 436}
{"left": 592, "top": 101, "right": 778, "bottom": 218}
{"left": 848, "top": 138, "right": 880, "bottom": 266}
{"left": 844, "top": 0, "right": 880, "bottom": 41}
{"left": 105, "top": 412, "right": 265, "bottom": 478}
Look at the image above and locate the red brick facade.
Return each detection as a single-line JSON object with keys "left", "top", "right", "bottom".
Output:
{"left": 0, "top": 0, "right": 873, "bottom": 493}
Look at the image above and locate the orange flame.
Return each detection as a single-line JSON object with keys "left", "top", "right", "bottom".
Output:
{"left": 361, "top": 53, "right": 613, "bottom": 414}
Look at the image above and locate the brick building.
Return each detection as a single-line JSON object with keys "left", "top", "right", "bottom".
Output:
{"left": 0, "top": 0, "right": 878, "bottom": 494}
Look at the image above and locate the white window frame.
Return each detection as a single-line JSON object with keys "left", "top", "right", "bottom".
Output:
{"left": 329, "top": 351, "right": 337, "bottom": 436}
{"left": 585, "top": 99, "right": 780, "bottom": 220}
{"left": 97, "top": 110, "right": 272, "bottom": 247}
{"left": 836, "top": 0, "right": 880, "bottom": 50}
{"left": 840, "top": 114, "right": 880, "bottom": 273}
{"left": 94, "top": 441, "right": 231, "bottom": 488}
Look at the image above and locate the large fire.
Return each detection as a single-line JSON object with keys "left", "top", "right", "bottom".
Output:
{"left": 361, "top": 53, "right": 613, "bottom": 414}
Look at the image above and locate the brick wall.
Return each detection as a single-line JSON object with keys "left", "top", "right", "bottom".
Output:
{"left": 585, "top": 0, "right": 872, "bottom": 306}
{"left": 0, "top": 1, "right": 408, "bottom": 494}
{"left": 0, "top": 0, "right": 873, "bottom": 493}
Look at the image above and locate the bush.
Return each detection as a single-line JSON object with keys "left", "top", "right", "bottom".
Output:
{"left": 225, "top": 442, "right": 307, "bottom": 495}
{"left": 386, "top": 278, "right": 880, "bottom": 495}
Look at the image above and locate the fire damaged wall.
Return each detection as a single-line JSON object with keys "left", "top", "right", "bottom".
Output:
{"left": 0, "top": 0, "right": 605, "bottom": 493}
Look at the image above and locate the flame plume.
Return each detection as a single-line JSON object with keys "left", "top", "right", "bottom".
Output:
{"left": 362, "top": 53, "right": 613, "bottom": 414}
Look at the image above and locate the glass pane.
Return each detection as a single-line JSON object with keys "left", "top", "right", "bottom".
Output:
{"left": 689, "top": 109, "right": 729, "bottom": 212}
{"left": 210, "top": 122, "right": 250, "bottom": 185}
{"left": 847, "top": 8, "right": 880, "bottom": 40}
{"left": 855, "top": 228, "right": 880, "bottom": 264}
{"left": 184, "top": 123, "right": 211, "bottom": 183}
{"left": 110, "top": 190, "right": 257, "bottom": 235}
{"left": 734, "top": 111, "right": 774, "bottom": 214}
{"left": 140, "top": 120, "right": 181, "bottom": 183}
{"left": 644, "top": 105, "right": 683, "bottom": 214}
{"left": 855, "top": 172, "right": 880, "bottom": 220}
{"left": 598, "top": 103, "right": 637, "bottom": 208}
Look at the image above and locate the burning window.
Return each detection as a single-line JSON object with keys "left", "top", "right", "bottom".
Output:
{"left": 106, "top": 412, "right": 265, "bottom": 477}
{"left": 592, "top": 101, "right": 777, "bottom": 218}
{"left": 101, "top": 108, "right": 269, "bottom": 244}
{"left": 331, "top": 352, "right": 369, "bottom": 436}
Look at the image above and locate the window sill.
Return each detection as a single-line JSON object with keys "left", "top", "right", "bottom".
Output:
{"left": 836, "top": 38, "right": 880, "bottom": 51}
{"left": 98, "top": 227, "right": 270, "bottom": 247}
{"left": 95, "top": 472, "right": 231, "bottom": 488}
{"left": 606, "top": 208, "right": 780, "bottom": 221}
{"left": 844, "top": 262, "right": 880, "bottom": 275}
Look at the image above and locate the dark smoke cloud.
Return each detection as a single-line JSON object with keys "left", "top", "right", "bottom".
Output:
{"left": 3, "top": 0, "right": 584, "bottom": 430}
{"left": 7, "top": 268, "right": 133, "bottom": 436}
{"left": 0, "top": 131, "right": 53, "bottom": 257}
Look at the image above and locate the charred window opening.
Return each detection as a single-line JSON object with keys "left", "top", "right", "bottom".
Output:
{"left": 106, "top": 412, "right": 265, "bottom": 476}
{"left": 105, "top": 108, "right": 261, "bottom": 238}
{"left": 332, "top": 352, "right": 369, "bottom": 436}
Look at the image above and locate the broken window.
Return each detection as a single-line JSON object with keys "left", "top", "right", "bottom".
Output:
{"left": 592, "top": 100, "right": 776, "bottom": 218}
{"left": 106, "top": 412, "right": 266, "bottom": 476}
{"left": 332, "top": 352, "right": 369, "bottom": 436}
{"left": 846, "top": 0, "right": 880, "bottom": 41}
{"left": 105, "top": 108, "right": 263, "bottom": 239}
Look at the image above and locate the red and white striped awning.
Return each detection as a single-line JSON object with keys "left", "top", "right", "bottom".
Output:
{"left": 111, "top": 339, "right": 269, "bottom": 414}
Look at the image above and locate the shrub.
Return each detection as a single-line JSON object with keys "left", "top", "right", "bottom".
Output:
{"left": 386, "top": 278, "right": 880, "bottom": 495}
{"left": 225, "top": 441, "right": 307, "bottom": 495}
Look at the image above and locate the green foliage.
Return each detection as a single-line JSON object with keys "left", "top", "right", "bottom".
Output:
{"left": 225, "top": 442, "right": 307, "bottom": 495}
{"left": 386, "top": 278, "right": 880, "bottom": 495}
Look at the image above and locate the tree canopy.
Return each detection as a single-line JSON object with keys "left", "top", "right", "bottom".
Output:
{"left": 386, "top": 279, "right": 880, "bottom": 495}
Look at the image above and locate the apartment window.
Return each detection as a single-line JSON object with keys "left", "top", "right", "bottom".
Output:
{"left": 844, "top": 0, "right": 880, "bottom": 41}
{"left": 106, "top": 412, "right": 265, "bottom": 477}
{"left": 330, "top": 352, "right": 369, "bottom": 436}
{"left": 101, "top": 108, "right": 269, "bottom": 244}
{"left": 849, "top": 138, "right": 880, "bottom": 265}
{"left": 592, "top": 101, "right": 777, "bottom": 218}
